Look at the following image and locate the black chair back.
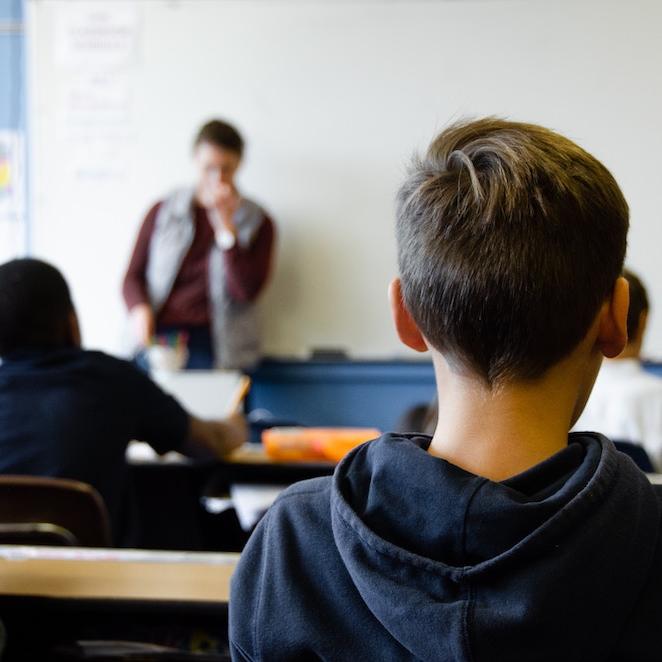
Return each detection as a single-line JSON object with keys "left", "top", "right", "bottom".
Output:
{"left": 0, "top": 475, "right": 111, "bottom": 547}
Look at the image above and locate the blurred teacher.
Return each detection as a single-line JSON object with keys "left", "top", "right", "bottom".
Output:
{"left": 122, "top": 119, "right": 275, "bottom": 369}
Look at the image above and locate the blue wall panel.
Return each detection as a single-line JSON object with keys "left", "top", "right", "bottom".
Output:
{"left": 247, "top": 359, "right": 436, "bottom": 432}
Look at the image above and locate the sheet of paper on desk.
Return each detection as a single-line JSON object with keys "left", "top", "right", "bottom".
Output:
{"left": 150, "top": 369, "right": 244, "bottom": 419}
{"left": 126, "top": 370, "right": 245, "bottom": 463}
{"left": 230, "top": 483, "right": 286, "bottom": 531}
{"left": 126, "top": 442, "right": 187, "bottom": 464}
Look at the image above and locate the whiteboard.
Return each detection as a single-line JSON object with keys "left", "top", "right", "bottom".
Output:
{"left": 27, "top": 0, "right": 662, "bottom": 359}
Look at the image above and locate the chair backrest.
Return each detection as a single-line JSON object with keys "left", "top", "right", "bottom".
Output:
{"left": 0, "top": 476, "right": 111, "bottom": 547}
{"left": 0, "top": 522, "right": 79, "bottom": 546}
{"left": 613, "top": 441, "right": 656, "bottom": 474}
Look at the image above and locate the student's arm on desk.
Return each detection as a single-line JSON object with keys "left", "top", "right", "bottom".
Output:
{"left": 180, "top": 376, "right": 250, "bottom": 458}
{"left": 181, "top": 413, "right": 247, "bottom": 459}
{"left": 127, "top": 365, "right": 249, "bottom": 460}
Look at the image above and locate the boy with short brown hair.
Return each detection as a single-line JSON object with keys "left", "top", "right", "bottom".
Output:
{"left": 230, "top": 119, "right": 662, "bottom": 661}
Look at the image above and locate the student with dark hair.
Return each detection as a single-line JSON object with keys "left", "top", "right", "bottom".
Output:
{"left": 0, "top": 258, "right": 246, "bottom": 537}
{"left": 575, "top": 268, "right": 662, "bottom": 469}
{"left": 123, "top": 118, "right": 275, "bottom": 369}
{"left": 230, "top": 119, "right": 662, "bottom": 660}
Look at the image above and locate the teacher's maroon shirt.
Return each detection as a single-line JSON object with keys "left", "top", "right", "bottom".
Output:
{"left": 122, "top": 199, "right": 275, "bottom": 327}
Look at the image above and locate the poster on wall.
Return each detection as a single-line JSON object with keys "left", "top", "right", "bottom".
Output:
{"left": 54, "top": 2, "right": 139, "bottom": 186}
{"left": 0, "top": 131, "right": 24, "bottom": 223}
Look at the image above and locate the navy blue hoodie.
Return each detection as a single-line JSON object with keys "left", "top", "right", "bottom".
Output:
{"left": 230, "top": 433, "right": 662, "bottom": 661}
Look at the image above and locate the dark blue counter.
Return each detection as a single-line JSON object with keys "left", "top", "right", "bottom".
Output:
{"left": 246, "top": 358, "right": 436, "bottom": 432}
{"left": 644, "top": 361, "right": 662, "bottom": 379}
{"left": 246, "top": 359, "right": 662, "bottom": 433}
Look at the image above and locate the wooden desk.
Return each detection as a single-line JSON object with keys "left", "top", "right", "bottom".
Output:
{"left": 127, "top": 441, "right": 336, "bottom": 472}
{"left": 225, "top": 444, "right": 336, "bottom": 469}
{"left": 215, "top": 444, "right": 335, "bottom": 484}
{"left": 124, "top": 444, "right": 334, "bottom": 550}
{"left": 0, "top": 546, "right": 238, "bottom": 603}
{"left": 0, "top": 547, "right": 238, "bottom": 658}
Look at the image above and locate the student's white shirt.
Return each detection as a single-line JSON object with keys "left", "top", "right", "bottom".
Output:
{"left": 573, "top": 358, "right": 662, "bottom": 470}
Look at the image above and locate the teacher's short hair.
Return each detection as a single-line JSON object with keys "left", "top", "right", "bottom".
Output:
{"left": 0, "top": 258, "right": 74, "bottom": 356}
{"left": 194, "top": 119, "right": 244, "bottom": 157}
{"left": 396, "top": 117, "right": 629, "bottom": 385}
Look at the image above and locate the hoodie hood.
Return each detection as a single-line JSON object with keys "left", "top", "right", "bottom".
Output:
{"left": 330, "top": 433, "right": 660, "bottom": 661}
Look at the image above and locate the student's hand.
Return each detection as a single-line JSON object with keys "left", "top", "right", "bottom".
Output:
{"left": 220, "top": 411, "right": 249, "bottom": 454}
{"left": 131, "top": 303, "right": 155, "bottom": 347}
{"left": 186, "top": 413, "right": 248, "bottom": 458}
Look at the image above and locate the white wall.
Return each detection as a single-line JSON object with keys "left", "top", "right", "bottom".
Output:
{"left": 27, "top": 0, "right": 662, "bottom": 359}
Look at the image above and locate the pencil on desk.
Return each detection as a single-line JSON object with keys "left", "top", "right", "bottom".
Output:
{"left": 229, "top": 376, "right": 251, "bottom": 413}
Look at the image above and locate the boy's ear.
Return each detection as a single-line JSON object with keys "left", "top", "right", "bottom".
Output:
{"left": 596, "top": 276, "right": 629, "bottom": 358}
{"left": 388, "top": 278, "right": 428, "bottom": 353}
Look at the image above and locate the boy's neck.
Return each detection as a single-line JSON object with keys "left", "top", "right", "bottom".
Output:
{"left": 428, "top": 352, "right": 596, "bottom": 482}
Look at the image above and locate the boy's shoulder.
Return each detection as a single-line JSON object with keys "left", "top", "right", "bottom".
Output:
{"left": 266, "top": 476, "right": 335, "bottom": 529}
{"left": 0, "top": 347, "right": 131, "bottom": 376}
{"left": 79, "top": 348, "right": 135, "bottom": 369}
{"left": 75, "top": 350, "right": 151, "bottom": 383}
{"left": 49, "top": 350, "right": 155, "bottom": 402}
{"left": 230, "top": 473, "right": 383, "bottom": 660}
{"left": 233, "top": 474, "right": 337, "bottom": 582}
{"left": 613, "top": 498, "right": 662, "bottom": 658}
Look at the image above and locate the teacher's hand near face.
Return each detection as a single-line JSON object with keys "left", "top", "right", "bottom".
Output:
{"left": 202, "top": 180, "right": 240, "bottom": 238}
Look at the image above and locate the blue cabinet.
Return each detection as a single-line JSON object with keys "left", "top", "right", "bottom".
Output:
{"left": 247, "top": 358, "right": 436, "bottom": 432}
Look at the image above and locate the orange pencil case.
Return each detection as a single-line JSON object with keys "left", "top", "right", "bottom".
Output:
{"left": 262, "top": 427, "right": 380, "bottom": 463}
